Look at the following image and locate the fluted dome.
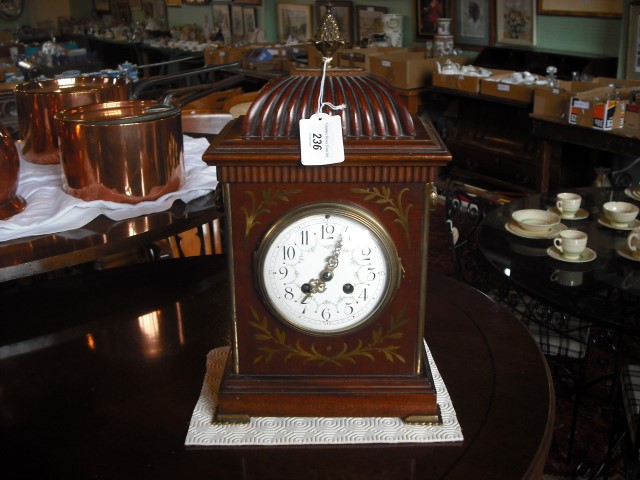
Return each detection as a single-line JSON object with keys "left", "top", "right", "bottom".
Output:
{"left": 242, "top": 68, "right": 416, "bottom": 139}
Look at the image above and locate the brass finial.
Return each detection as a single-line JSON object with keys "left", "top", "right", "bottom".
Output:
{"left": 310, "top": 1, "right": 345, "bottom": 67}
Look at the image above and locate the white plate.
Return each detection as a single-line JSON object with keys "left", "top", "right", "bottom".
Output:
{"left": 625, "top": 188, "right": 640, "bottom": 201}
{"left": 547, "top": 246, "right": 596, "bottom": 263}
{"left": 505, "top": 221, "right": 567, "bottom": 239}
{"left": 547, "top": 206, "right": 589, "bottom": 220}
{"left": 617, "top": 244, "right": 640, "bottom": 262}
{"left": 597, "top": 216, "right": 640, "bottom": 231}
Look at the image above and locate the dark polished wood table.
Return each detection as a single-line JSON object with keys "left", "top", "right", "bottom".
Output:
{"left": 0, "top": 256, "right": 553, "bottom": 479}
{"left": 0, "top": 192, "right": 221, "bottom": 282}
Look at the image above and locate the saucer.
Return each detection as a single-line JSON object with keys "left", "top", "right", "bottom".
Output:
{"left": 625, "top": 188, "right": 640, "bottom": 201}
{"left": 505, "top": 221, "right": 567, "bottom": 239}
{"left": 547, "top": 206, "right": 588, "bottom": 220}
{"left": 547, "top": 246, "right": 596, "bottom": 263}
{"left": 617, "top": 244, "right": 640, "bottom": 262}
{"left": 597, "top": 216, "right": 640, "bottom": 231}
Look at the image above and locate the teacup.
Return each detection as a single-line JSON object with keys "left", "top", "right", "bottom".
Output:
{"left": 603, "top": 201, "right": 639, "bottom": 227}
{"left": 553, "top": 229, "right": 588, "bottom": 260}
{"left": 627, "top": 226, "right": 640, "bottom": 258}
{"left": 550, "top": 269, "right": 583, "bottom": 287}
{"left": 556, "top": 192, "right": 582, "bottom": 218}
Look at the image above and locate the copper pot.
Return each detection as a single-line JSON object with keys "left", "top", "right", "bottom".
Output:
{"left": 55, "top": 74, "right": 244, "bottom": 204}
{"left": 0, "top": 121, "right": 26, "bottom": 219}
{"left": 15, "top": 76, "right": 130, "bottom": 164}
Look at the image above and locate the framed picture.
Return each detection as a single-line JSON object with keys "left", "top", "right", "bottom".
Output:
{"left": 212, "top": 3, "right": 231, "bottom": 31}
{"left": 496, "top": 0, "right": 536, "bottom": 45}
{"left": 356, "top": 5, "right": 387, "bottom": 44}
{"left": 416, "top": 0, "right": 450, "bottom": 39}
{"left": 231, "top": 4, "right": 244, "bottom": 35}
{"left": 95, "top": 0, "right": 111, "bottom": 12}
{"left": 165, "top": 0, "right": 182, "bottom": 6}
{"left": 538, "top": 0, "right": 623, "bottom": 18}
{"left": 317, "top": 1, "right": 354, "bottom": 46}
{"left": 277, "top": 3, "right": 313, "bottom": 44}
{"left": 243, "top": 6, "right": 257, "bottom": 34}
{"left": 455, "top": 0, "right": 492, "bottom": 46}
{"left": 625, "top": 1, "right": 640, "bottom": 79}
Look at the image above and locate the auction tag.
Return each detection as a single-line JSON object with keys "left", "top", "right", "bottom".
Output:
{"left": 299, "top": 113, "right": 345, "bottom": 166}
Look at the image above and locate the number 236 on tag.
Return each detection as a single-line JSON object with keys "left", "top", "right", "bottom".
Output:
{"left": 299, "top": 113, "right": 345, "bottom": 166}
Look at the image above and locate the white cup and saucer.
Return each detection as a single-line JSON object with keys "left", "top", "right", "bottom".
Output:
{"left": 618, "top": 226, "right": 640, "bottom": 261}
{"left": 548, "top": 192, "right": 587, "bottom": 220}
{"left": 599, "top": 201, "right": 640, "bottom": 230}
{"left": 548, "top": 229, "right": 596, "bottom": 263}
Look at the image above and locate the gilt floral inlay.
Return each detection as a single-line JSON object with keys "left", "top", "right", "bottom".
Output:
{"left": 250, "top": 305, "right": 409, "bottom": 366}
{"left": 242, "top": 188, "right": 302, "bottom": 237}
{"left": 352, "top": 187, "right": 413, "bottom": 248}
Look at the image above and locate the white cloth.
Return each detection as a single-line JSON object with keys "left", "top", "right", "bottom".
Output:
{"left": 185, "top": 341, "right": 463, "bottom": 446}
{"left": 0, "top": 136, "right": 217, "bottom": 243}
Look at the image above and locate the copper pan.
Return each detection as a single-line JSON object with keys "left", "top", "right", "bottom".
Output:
{"left": 15, "top": 76, "right": 131, "bottom": 164}
{"left": 15, "top": 60, "right": 242, "bottom": 165}
{"left": 0, "top": 120, "right": 26, "bottom": 219}
{"left": 55, "top": 72, "right": 244, "bottom": 204}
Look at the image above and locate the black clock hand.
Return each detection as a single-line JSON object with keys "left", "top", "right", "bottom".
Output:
{"left": 301, "top": 236, "right": 343, "bottom": 302}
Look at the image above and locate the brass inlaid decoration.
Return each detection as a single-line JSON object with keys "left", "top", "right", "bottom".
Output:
{"left": 242, "top": 188, "right": 302, "bottom": 237}
{"left": 352, "top": 187, "right": 413, "bottom": 248}
{"left": 250, "top": 305, "right": 409, "bottom": 366}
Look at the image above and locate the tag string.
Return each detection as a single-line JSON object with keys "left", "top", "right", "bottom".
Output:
{"left": 316, "top": 57, "right": 346, "bottom": 116}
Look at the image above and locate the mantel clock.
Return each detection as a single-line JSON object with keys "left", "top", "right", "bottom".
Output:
{"left": 204, "top": 34, "right": 451, "bottom": 424}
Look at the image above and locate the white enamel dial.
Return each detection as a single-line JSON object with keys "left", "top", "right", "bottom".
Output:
{"left": 256, "top": 203, "right": 401, "bottom": 335}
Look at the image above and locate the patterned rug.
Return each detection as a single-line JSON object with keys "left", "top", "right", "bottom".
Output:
{"left": 427, "top": 201, "right": 634, "bottom": 479}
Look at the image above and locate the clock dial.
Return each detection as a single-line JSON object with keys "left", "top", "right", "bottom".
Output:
{"left": 256, "top": 203, "right": 401, "bottom": 335}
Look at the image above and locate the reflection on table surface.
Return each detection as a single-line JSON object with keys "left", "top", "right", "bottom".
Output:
{"left": 0, "top": 256, "right": 553, "bottom": 480}
{"left": 0, "top": 192, "right": 221, "bottom": 282}
{"left": 478, "top": 187, "right": 640, "bottom": 334}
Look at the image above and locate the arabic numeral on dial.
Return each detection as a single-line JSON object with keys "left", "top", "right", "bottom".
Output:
{"left": 282, "top": 245, "right": 296, "bottom": 261}
{"left": 278, "top": 266, "right": 289, "bottom": 280}
{"left": 284, "top": 286, "right": 295, "bottom": 300}
{"left": 300, "top": 230, "right": 309, "bottom": 245}
{"left": 321, "top": 308, "right": 331, "bottom": 320}
{"left": 358, "top": 288, "right": 368, "bottom": 301}
{"left": 344, "top": 303, "right": 354, "bottom": 315}
{"left": 322, "top": 224, "right": 335, "bottom": 239}
{"left": 366, "top": 268, "right": 376, "bottom": 281}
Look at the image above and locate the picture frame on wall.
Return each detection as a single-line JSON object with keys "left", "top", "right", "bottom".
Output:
{"left": 243, "top": 7, "right": 257, "bottom": 34}
{"left": 496, "top": 0, "right": 535, "bottom": 45}
{"left": 317, "top": 1, "right": 354, "bottom": 46}
{"left": 212, "top": 3, "right": 231, "bottom": 32}
{"left": 165, "top": 0, "right": 182, "bottom": 7}
{"left": 625, "top": 1, "right": 640, "bottom": 79}
{"left": 538, "top": 0, "right": 623, "bottom": 18}
{"left": 231, "top": 4, "right": 244, "bottom": 36}
{"left": 356, "top": 5, "right": 388, "bottom": 45}
{"left": 415, "top": 0, "right": 450, "bottom": 39}
{"left": 277, "top": 3, "right": 312, "bottom": 44}
{"left": 455, "top": 0, "right": 492, "bottom": 46}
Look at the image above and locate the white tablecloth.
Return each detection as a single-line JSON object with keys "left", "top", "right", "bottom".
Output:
{"left": 0, "top": 136, "right": 217, "bottom": 243}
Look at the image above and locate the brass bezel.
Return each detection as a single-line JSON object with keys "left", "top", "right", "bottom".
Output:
{"left": 254, "top": 202, "right": 402, "bottom": 336}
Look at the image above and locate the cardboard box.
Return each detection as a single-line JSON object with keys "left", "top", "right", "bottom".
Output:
{"left": 338, "top": 47, "right": 405, "bottom": 71}
{"left": 568, "top": 86, "right": 627, "bottom": 130}
{"left": 480, "top": 72, "right": 543, "bottom": 103}
{"left": 533, "top": 80, "right": 599, "bottom": 121}
{"left": 432, "top": 72, "right": 481, "bottom": 93}
{"left": 369, "top": 52, "right": 466, "bottom": 90}
{"left": 624, "top": 103, "right": 640, "bottom": 130}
